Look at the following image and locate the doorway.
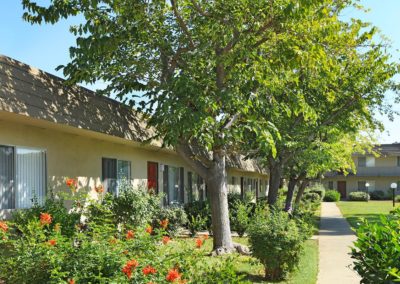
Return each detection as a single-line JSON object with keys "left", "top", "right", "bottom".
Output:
{"left": 337, "top": 181, "right": 347, "bottom": 199}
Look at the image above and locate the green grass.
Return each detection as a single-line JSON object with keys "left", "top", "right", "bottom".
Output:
{"left": 336, "top": 201, "right": 399, "bottom": 229}
{"left": 178, "top": 237, "right": 318, "bottom": 284}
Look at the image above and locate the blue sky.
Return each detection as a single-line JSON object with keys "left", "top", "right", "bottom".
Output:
{"left": 1, "top": 1, "right": 399, "bottom": 143}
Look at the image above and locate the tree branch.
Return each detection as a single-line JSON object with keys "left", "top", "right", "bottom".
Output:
{"left": 170, "top": 0, "right": 195, "bottom": 49}
{"left": 189, "top": 0, "right": 211, "bottom": 17}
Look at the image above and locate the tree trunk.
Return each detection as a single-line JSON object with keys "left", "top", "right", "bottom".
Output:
{"left": 284, "top": 177, "right": 297, "bottom": 212}
{"left": 268, "top": 163, "right": 283, "bottom": 205}
{"left": 206, "top": 151, "right": 234, "bottom": 254}
{"left": 294, "top": 180, "right": 308, "bottom": 205}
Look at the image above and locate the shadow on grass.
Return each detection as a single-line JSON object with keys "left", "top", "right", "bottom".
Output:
{"left": 346, "top": 213, "right": 385, "bottom": 229}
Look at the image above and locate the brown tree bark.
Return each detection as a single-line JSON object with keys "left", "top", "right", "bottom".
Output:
{"left": 268, "top": 162, "right": 284, "bottom": 205}
{"left": 206, "top": 150, "right": 234, "bottom": 253}
{"left": 294, "top": 180, "right": 309, "bottom": 206}
{"left": 284, "top": 176, "right": 297, "bottom": 211}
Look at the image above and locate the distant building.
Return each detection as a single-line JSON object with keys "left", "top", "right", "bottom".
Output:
{"left": 322, "top": 143, "right": 400, "bottom": 198}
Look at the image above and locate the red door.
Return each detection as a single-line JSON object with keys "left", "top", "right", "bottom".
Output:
{"left": 337, "top": 181, "right": 346, "bottom": 199}
{"left": 147, "top": 162, "right": 158, "bottom": 193}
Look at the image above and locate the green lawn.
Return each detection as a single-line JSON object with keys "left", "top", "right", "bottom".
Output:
{"left": 336, "top": 201, "right": 399, "bottom": 229}
{"left": 180, "top": 236, "right": 318, "bottom": 284}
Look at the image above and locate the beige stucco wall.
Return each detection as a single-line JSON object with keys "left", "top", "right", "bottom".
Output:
{"left": 322, "top": 176, "right": 400, "bottom": 197}
{"left": 0, "top": 112, "right": 268, "bottom": 217}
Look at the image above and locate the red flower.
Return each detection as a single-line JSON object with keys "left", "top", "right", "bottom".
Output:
{"left": 166, "top": 269, "right": 181, "bottom": 282}
{"left": 146, "top": 225, "right": 153, "bottom": 235}
{"left": 48, "top": 239, "right": 57, "bottom": 246}
{"left": 159, "top": 219, "right": 169, "bottom": 229}
{"left": 40, "top": 213, "right": 52, "bottom": 226}
{"left": 68, "top": 279, "right": 75, "bottom": 284}
{"left": 66, "top": 178, "right": 77, "bottom": 188}
{"left": 142, "top": 265, "right": 157, "bottom": 275}
{"left": 122, "top": 259, "right": 139, "bottom": 279}
{"left": 162, "top": 236, "right": 171, "bottom": 245}
{"left": 203, "top": 233, "right": 209, "bottom": 240}
{"left": 126, "top": 230, "right": 135, "bottom": 240}
{"left": 95, "top": 184, "right": 104, "bottom": 193}
{"left": 0, "top": 221, "right": 8, "bottom": 233}
{"left": 195, "top": 238, "right": 203, "bottom": 248}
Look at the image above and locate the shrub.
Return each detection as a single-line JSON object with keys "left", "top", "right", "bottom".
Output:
{"left": 230, "top": 202, "right": 252, "bottom": 237}
{"left": 307, "top": 184, "right": 325, "bottom": 199}
{"left": 248, "top": 209, "right": 304, "bottom": 281}
{"left": 12, "top": 192, "right": 80, "bottom": 238}
{"left": 87, "top": 181, "right": 161, "bottom": 228}
{"left": 153, "top": 206, "right": 188, "bottom": 237}
{"left": 395, "top": 195, "right": 400, "bottom": 202}
{"left": 0, "top": 197, "right": 244, "bottom": 283}
{"left": 370, "top": 190, "right": 386, "bottom": 200}
{"left": 302, "top": 192, "right": 321, "bottom": 204}
{"left": 351, "top": 208, "right": 400, "bottom": 283}
{"left": 187, "top": 215, "right": 207, "bottom": 237}
{"left": 323, "top": 190, "right": 340, "bottom": 202}
{"left": 184, "top": 200, "right": 211, "bottom": 235}
{"left": 348, "top": 191, "right": 369, "bottom": 201}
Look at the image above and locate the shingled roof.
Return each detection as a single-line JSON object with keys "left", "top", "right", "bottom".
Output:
{"left": 0, "top": 55, "right": 267, "bottom": 175}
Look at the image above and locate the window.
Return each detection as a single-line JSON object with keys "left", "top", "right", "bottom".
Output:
{"left": 397, "top": 157, "right": 400, "bottom": 167}
{"left": 188, "top": 172, "right": 205, "bottom": 202}
{"left": 163, "top": 165, "right": 184, "bottom": 205}
{"left": 231, "top": 176, "right": 236, "bottom": 186}
{"left": 366, "top": 156, "right": 375, "bottom": 167}
{"left": 102, "top": 158, "right": 131, "bottom": 194}
{"left": 357, "top": 181, "right": 366, "bottom": 191}
{"left": 358, "top": 157, "right": 366, "bottom": 167}
{"left": 328, "top": 181, "right": 334, "bottom": 190}
{"left": 0, "top": 145, "right": 46, "bottom": 209}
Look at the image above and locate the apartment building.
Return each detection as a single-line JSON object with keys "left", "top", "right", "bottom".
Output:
{"left": 0, "top": 55, "right": 269, "bottom": 218}
{"left": 322, "top": 143, "right": 400, "bottom": 198}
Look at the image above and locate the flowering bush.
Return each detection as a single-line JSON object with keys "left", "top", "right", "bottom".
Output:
{"left": 0, "top": 192, "right": 245, "bottom": 283}
{"left": 12, "top": 192, "right": 81, "bottom": 238}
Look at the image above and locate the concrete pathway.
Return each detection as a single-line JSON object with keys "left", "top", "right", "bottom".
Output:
{"left": 317, "top": 202, "right": 361, "bottom": 284}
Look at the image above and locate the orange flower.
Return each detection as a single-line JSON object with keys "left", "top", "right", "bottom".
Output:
{"left": 68, "top": 279, "right": 75, "bottom": 284}
{"left": 142, "top": 265, "right": 157, "bottom": 275}
{"left": 122, "top": 259, "right": 139, "bottom": 279}
{"left": 126, "top": 230, "right": 135, "bottom": 240}
{"left": 66, "top": 178, "right": 77, "bottom": 188}
{"left": 40, "top": 213, "right": 52, "bottom": 226}
{"left": 146, "top": 225, "right": 153, "bottom": 235}
{"left": 203, "top": 233, "right": 209, "bottom": 240}
{"left": 122, "top": 250, "right": 129, "bottom": 255}
{"left": 95, "top": 184, "right": 104, "bottom": 193}
{"left": 166, "top": 269, "right": 181, "bottom": 282}
{"left": 159, "top": 219, "right": 169, "bottom": 229}
{"left": 0, "top": 221, "right": 8, "bottom": 233}
{"left": 126, "top": 259, "right": 139, "bottom": 269}
{"left": 48, "top": 239, "right": 57, "bottom": 246}
{"left": 109, "top": 237, "right": 118, "bottom": 245}
{"left": 162, "top": 236, "right": 171, "bottom": 245}
{"left": 195, "top": 238, "right": 203, "bottom": 248}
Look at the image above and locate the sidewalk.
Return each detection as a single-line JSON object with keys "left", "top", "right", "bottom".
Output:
{"left": 317, "top": 202, "right": 361, "bottom": 284}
